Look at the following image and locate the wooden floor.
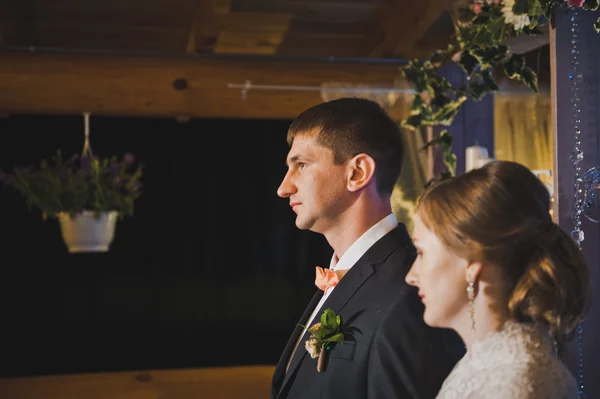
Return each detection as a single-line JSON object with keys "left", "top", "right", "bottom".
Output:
{"left": 0, "top": 365, "right": 275, "bottom": 399}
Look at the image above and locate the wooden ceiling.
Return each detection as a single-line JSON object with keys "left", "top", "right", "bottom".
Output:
{"left": 0, "top": 0, "right": 457, "bottom": 59}
{"left": 0, "top": 0, "right": 548, "bottom": 119}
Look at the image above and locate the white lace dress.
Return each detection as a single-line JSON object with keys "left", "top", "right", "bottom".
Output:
{"left": 436, "top": 321, "right": 579, "bottom": 399}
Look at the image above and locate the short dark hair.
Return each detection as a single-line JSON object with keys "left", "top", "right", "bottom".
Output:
{"left": 287, "top": 98, "right": 404, "bottom": 195}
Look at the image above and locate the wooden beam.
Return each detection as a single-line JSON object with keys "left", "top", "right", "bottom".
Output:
{"left": 0, "top": 0, "right": 34, "bottom": 46}
{"left": 0, "top": 2, "right": 12, "bottom": 45}
{"left": 276, "top": 33, "right": 373, "bottom": 57}
{"left": 232, "top": 0, "right": 386, "bottom": 24}
{"left": 0, "top": 366, "right": 275, "bottom": 399}
{"left": 26, "top": 0, "right": 203, "bottom": 52}
{"left": 371, "top": 0, "right": 455, "bottom": 58}
{"left": 185, "top": 0, "right": 230, "bottom": 53}
{"left": 31, "top": 26, "right": 191, "bottom": 51}
{"left": 0, "top": 51, "right": 407, "bottom": 120}
{"left": 214, "top": 12, "right": 292, "bottom": 55}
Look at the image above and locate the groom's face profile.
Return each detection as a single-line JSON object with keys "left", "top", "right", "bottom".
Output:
{"left": 277, "top": 132, "right": 350, "bottom": 234}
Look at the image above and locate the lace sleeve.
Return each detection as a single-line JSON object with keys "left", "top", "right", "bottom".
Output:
{"left": 437, "top": 361, "right": 579, "bottom": 399}
{"left": 435, "top": 320, "right": 580, "bottom": 399}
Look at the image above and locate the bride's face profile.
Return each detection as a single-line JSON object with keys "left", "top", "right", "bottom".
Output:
{"left": 406, "top": 213, "right": 470, "bottom": 329}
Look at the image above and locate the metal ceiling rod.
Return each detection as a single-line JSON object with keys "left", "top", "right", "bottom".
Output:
{"left": 227, "top": 80, "right": 415, "bottom": 100}
{"left": 227, "top": 80, "right": 415, "bottom": 93}
{"left": 0, "top": 45, "right": 411, "bottom": 65}
{"left": 227, "top": 80, "right": 548, "bottom": 98}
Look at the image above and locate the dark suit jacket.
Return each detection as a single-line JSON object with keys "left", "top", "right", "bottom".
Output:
{"left": 271, "top": 225, "right": 463, "bottom": 399}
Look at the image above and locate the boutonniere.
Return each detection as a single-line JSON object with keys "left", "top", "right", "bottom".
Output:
{"left": 300, "top": 308, "right": 344, "bottom": 372}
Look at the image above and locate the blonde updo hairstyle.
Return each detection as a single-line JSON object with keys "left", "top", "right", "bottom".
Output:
{"left": 417, "top": 160, "right": 590, "bottom": 342}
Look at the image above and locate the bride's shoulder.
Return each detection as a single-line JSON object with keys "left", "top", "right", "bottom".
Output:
{"left": 472, "top": 321, "right": 552, "bottom": 361}
{"left": 437, "top": 322, "right": 578, "bottom": 399}
{"left": 438, "top": 349, "right": 577, "bottom": 399}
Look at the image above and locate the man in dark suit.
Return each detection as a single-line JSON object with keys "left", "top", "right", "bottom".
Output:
{"left": 271, "top": 98, "right": 462, "bottom": 399}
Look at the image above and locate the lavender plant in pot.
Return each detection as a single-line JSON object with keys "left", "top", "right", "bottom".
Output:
{"left": 0, "top": 150, "right": 143, "bottom": 253}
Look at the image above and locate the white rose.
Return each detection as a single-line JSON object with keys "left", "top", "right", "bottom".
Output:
{"left": 305, "top": 337, "right": 320, "bottom": 359}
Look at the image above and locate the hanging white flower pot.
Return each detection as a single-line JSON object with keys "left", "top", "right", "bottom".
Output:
{"left": 57, "top": 211, "right": 118, "bottom": 253}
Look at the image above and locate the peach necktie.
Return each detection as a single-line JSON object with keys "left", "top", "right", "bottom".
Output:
{"left": 315, "top": 266, "right": 340, "bottom": 294}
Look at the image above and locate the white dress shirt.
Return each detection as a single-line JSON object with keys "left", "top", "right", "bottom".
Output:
{"left": 286, "top": 213, "right": 399, "bottom": 371}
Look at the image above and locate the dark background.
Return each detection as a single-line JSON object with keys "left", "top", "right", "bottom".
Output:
{"left": 0, "top": 115, "right": 332, "bottom": 377}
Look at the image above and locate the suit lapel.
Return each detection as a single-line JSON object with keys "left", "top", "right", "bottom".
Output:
{"left": 277, "top": 262, "right": 377, "bottom": 398}
{"left": 272, "top": 290, "right": 323, "bottom": 395}
{"left": 276, "top": 225, "right": 412, "bottom": 398}
{"left": 319, "top": 262, "right": 375, "bottom": 316}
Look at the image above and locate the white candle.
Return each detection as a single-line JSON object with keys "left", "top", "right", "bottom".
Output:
{"left": 465, "top": 145, "right": 489, "bottom": 172}
{"left": 475, "top": 157, "right": 493, "bottom": 168}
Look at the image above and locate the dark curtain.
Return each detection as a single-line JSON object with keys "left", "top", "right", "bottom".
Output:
{"left": 0, "top": 115, "right": 331, "bottom": 377}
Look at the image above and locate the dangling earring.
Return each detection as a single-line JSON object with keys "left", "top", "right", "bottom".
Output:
{"left": 466, "top": 280, "right": 476, "bottom": 332}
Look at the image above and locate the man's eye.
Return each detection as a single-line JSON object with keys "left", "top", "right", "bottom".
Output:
{"left": 298, "top": 162, "right": 306, "bottom": 170}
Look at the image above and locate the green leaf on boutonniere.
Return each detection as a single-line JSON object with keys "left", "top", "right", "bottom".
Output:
{"left": 595, "top": 17, "right": 600, "bottom": 32}
{"left": 325, "top": 333, "right": 345, "bottom": 344}
{"left": 321, "top": 308, "right": 339, "bottom": 329}
{"left": 313, "top": 326, "right": 333, "bottom": 339}
{"left": 305, "top": 308, "right": 346, "bottom": 372}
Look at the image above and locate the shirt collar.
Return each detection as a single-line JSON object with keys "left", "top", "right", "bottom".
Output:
{"left": 329, "top": 213, "right": 398, "bottom": 272}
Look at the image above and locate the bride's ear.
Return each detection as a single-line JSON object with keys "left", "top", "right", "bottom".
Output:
{"left": 466, "top": 262, "right": 483, "bottom": 284}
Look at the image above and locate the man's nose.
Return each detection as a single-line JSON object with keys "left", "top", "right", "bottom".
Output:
{"left": 277, "top": 172, "right": 296, "bottom": 198}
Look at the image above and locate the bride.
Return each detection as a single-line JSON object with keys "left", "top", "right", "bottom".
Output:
{"left": 405, "top": 160, "right": 590, "bottom": 399}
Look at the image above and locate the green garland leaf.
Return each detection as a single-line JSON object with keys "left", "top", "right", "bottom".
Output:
{"left": 398, "top": 0, "right": 597, "bottom": 186}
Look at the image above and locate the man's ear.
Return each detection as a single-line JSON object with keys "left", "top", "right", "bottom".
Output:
{"left": 347, "top": 153, "right": 376, "bottom": 192}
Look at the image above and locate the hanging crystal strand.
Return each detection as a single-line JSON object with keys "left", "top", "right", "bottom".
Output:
{"left": 568, "top": 9, "right": 586, "bottom": 399}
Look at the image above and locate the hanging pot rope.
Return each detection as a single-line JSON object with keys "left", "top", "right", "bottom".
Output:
{"left": 82, "top": 111, "right": 93, "bottom": 157}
